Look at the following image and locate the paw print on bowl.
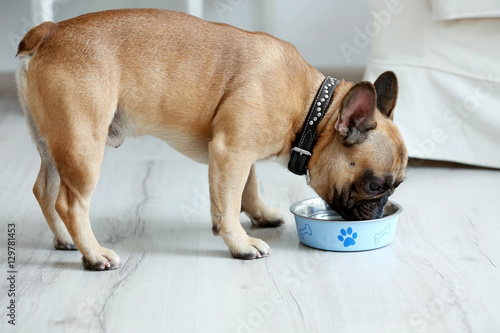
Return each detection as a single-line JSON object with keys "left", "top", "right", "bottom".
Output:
{"left": 338, "top": 227, "right": 357, "bottom": 247}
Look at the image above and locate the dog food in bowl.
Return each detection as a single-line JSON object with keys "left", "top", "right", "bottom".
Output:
{"left": 290, "top": 197, "right": 402, "bottom": 251}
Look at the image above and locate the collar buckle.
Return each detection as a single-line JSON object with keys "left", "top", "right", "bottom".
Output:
{"left": 291, "top": 147, "right": 312, "bottom": 156}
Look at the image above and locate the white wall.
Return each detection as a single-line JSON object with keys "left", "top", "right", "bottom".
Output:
{"left": 53, "top": 0, "right": 186, "bottom": 22}
{"left": 0, "top": 0, "right": 370, "bottom": 73}
{"left": 0, "top": 0, "right": 33, "bottom": 72}
{"left": 203, "top": 0, "right": 371, "bottom": 70}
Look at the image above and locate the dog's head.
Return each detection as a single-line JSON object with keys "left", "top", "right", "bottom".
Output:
{"left": 308, "top": 71, "right": 407, "bottom": 220}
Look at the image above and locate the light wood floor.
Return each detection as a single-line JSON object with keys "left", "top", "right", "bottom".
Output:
{"left": 1, "top": 96, "right": 499, "bottom": 333}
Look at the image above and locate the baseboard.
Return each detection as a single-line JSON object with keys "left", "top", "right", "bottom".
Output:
{"left": 0, "top": 72, "right": 16, "bottom": 96}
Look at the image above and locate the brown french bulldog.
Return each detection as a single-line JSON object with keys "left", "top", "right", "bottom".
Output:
{"left": 16, "top": 9, "right": 407, "bottom": 270}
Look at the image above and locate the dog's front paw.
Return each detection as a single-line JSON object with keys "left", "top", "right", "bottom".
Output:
{"left": 245, "top": 205, "right": 285, "bottom": 228}
{"left": 82, "top": 247, "right": 123, "bottom": 271}
{"left": 53, "top": 237, "right": 77, "bottom": 250}
{"left": 225, "top": 234, "right": 271, "bottom": 260}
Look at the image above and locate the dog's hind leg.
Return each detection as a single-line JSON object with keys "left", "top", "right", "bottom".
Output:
{"left": 26, "top": 83, "right": 121, "bottom": 270}
{"left": 18, "top": 70, "right": 75, "bottom": 250}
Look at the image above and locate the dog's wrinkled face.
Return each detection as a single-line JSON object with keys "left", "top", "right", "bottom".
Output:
{"left": 308, "top": 71, "right": 407, "bottom": 220}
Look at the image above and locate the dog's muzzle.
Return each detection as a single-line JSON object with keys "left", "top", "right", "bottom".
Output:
{"left": 334, "top": 196, "right": 389, "bottom": 221}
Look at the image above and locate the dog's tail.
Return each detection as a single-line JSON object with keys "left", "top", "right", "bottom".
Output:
{"left": 16, "top": 21, "right": 58, "bottom": 57}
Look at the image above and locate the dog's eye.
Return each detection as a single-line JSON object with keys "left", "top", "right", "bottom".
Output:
{"left": 369, "top": 183, "right": 381, "bottom": 191}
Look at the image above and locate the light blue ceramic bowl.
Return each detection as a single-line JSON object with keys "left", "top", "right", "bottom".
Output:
{"left": 290, "top": 198, "right": 402, "bottom": 251}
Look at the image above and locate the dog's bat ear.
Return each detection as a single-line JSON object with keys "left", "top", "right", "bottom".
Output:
{"left": 374, "top": 71, "right": 398, "bottom": 120}
{"left": 335, "top": 82, "right": 377, "bottom": 145}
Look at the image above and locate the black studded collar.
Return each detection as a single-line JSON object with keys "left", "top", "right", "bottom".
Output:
{"left": 288, "top": 76, "right": 340, "bottom": 182}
